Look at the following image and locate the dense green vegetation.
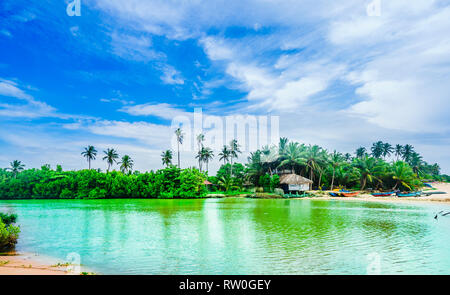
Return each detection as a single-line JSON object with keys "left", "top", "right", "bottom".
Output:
{"left": 0, "top": 213, "right": 20, "bottom": 251}
{"left": 0, "top": 166, "right": 207, "bottom": 199}
{"left": 0, "top": 132, "right": 448, "bottom": 200}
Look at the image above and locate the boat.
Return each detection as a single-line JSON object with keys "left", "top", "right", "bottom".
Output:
{"left": 341, "top": 192, "right": 359, "bottom": 197}
{"left": 397, "top": 191, "right": 422, "bottom": 197}
{"left": 329, "top": 192, "right": 339, "bottom": 197}
{"left": 371, "top": 192, "right": 395, "bottom": 197}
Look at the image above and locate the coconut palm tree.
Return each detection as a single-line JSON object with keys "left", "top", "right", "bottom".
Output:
{"left": 174, "top": 128, "right": 184, "bottom": 168}
{"left": 371, "top": 141, "right": 384, "bottom": 159}
{"left": 278, "top": 137, "right": 289, "bottom": 156}
{"left": 303, "top": 145, "right": 324, "bottom": 183}
{"left": 329, "top": 151, "right": 343, "bottom": 190}
{"left": 409, "top": 152, "right": 423, "bottom": 176}
{"left": 277, "top": 142, "right": 305, "bottom": 174}
{"left": 7, "top": 160, "right": 25, "bottom": 178}
{"left": 229, "top": 139, "right": 241, "bottom": 177}
{"left": 195, "top": 150, "right": 204, "bottom": 172}
{"left": 356, "top": 147, "right": 367, "bottom": 158}
{"left": 201, "top": 147, "right": 214, "bottom": 173}
{"left": 81, "top": 145, "right": 97, "bottom": 169}
{"left": 344, "top": 153, "right": 352, "bottom": 162}
{"left": 382, "top": 143, "right": 394, "bottom": 160}
{"left": 119, "top": 155, "right": 133, "bottom": 174}
{"left": 394, "top": 144, "right": 404, "bottom": 161}
{"left": 103, "top": 148, "right": 119, "bottom": 172}
{"left": 392, "top": 161, "right": 415, "bottom": 190}
{"left": 161, "top": 150, "right": 173, "bottom": 167}
{"left": 196, "top": 133, "right": 205, "bottom": 169}
{"left": 218, "top": 145, "right": 231, "bottom": 165}
{"left": 402, "top": 144, "right": 414, "bottom": 163}
{"left": 353, "top": 156, "right": 382, "bottom": 190}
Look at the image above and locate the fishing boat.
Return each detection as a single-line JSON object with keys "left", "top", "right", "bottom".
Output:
{"left": 397, "top": 191, "right": 422, "bottom": 197}
{"left": 329, "top": 192, "right": 339, "bottom": 197}
{"left": 341, "top": 192, "right": 360, "bottom": 197}
{"left": 371, "top": 191, "right": 395, "bottom": 197}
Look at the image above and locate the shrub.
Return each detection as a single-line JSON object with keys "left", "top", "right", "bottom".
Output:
{"left": 274, "top": 188, "right": 284, "bottom": 197}
{"left": 0, "top": 213, "right": 17, "bottom": 225}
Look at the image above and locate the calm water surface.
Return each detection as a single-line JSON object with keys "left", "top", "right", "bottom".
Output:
{"left": 1, "top": 198, "right": 450, "bottom": 274}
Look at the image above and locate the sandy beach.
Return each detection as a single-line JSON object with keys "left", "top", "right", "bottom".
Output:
{"left": 299, "top": 182, "right": 450, "bottom": 204}
{"left": 0, "top": 253, "right": 76, "bottom": 275}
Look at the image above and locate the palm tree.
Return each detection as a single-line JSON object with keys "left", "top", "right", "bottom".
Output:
{"left": 7, "top": 160, "right": 25, "bottom": 178}
{"left": 394, "top": 144, "right": 404, "bottom": 161}
{"left": 344, "top": 153, "right": 352, "bottom": 162}
{"left": 382, "top": 143, "right": 394, "bottom": 160}
{"left": 81, "top": 145, "right": 97, "bottom": 169}
{"left": 392, "top": 161, "right": 415, "bottom": 190}
{"left": 196, "top": 133, "right": 205, "bottom": 169}
{"left": 409, "top": 152, "right": 423, "bottom": 176}
{"left": 103, "top": 148, "right": 119, "bottom": 172}
{"left": 356, "top": 147, "right": 367, "bottom": 158}
{"left": 218, "top": 145, "right": 231, "bottom": 165}
{"left": 303, "top": 145, "right": 324, "bottom": 183}
{"left": 174, "top": 128, "right": 184, "bottom": 168}
{"left": 278, "top": 137, "right": 289, "bottom": 156}
{"left": 119, "top": 155, "right": 134, "bottom": 174}
{"left": 371, "top": 141, "right": 384, "bottom": 159}
{"left": 353, "top": 156, "right": 382, "bottom": 190}
{"left": 161, "top": 150, "right": 173, "bottom": 167}
{"left": 329, "top": 151, "right": 343, "bottom": 190}
{"left": 202, "top": 147, "right": 214, "bottom": 173}
{"left": 229, "top": 139, "right": 241, "bottom": 177}
{"left": 402, "top": 144, "right": 414, "bottom": 163}
{"left": 277, "top": 142, "right": 305, "bottom": 173}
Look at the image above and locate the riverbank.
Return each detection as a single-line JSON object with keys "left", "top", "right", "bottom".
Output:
{"left": 0, "top": 252, "right": 71, "bottom": 275}
{"left": 293, "top": 182, "right": 450, "bottom": 204}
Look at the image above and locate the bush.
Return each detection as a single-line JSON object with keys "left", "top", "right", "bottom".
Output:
{"left": 0, "top": 213, "right": 17, "bottom": 225}
{"left": 0, "top": 214, "right": 20, "bottom": 251}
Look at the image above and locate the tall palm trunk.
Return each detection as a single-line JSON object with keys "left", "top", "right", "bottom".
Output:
{"left": 331, "top": 168, "right": 336, "bottom": 190}
{"left": 230, "top": 158, "right": 233, "bottom": 178}
{"left": 88, "top": 159, "right": 91, "bottom": 170}
{"left": 177, "top": 141, "right": 180, "bottom": 168}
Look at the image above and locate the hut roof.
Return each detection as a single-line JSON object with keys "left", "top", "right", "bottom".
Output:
{"left": 203, "top": 180, "right": 212, "bottom": 185}
{"left": 279, "top": 174, "right": 313, "bottom": 185}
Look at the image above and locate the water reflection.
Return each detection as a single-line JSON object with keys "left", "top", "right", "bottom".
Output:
{"left": 1, "top": 198, "right": 450, "bottom": 274}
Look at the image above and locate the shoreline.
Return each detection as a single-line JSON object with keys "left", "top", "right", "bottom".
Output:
{"left": 0, "top": 252, "right": 74, "bottom": 275}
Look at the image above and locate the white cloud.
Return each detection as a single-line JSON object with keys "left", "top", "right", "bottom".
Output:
{"left": 160, "top": 65, "right": 184, "bottom": 85}
{"left": 119, "top": 103, "right": 191, "bottom": 120}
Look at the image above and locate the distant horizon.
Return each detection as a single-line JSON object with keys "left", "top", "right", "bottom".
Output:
{"left": 1, "top": 1, "right": 449, "bottom": 174}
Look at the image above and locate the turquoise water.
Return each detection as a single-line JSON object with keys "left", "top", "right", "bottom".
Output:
{"left": 1, "top": 198, "right": 450, "bottom": 274}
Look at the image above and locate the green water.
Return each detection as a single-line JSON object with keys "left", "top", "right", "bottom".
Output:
{"left": 1, "top": 198, "right": 450, "bottom": 274}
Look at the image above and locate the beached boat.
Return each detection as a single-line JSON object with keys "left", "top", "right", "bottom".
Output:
{"left": 397, "top": 191, "right": 421, "bottom": 197}
{"left": 372, "top": 192, "right": 395, "bottom": 197}
{"left": 341, "top": 192, "right": 360, "bottom": 197}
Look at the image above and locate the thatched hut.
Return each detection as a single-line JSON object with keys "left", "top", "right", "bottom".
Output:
{"left": 279, "top": 174, "right": 313, "bottom": 193}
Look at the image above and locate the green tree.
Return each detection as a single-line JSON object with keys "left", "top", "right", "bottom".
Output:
{"left": 382, "top": 143, "right": 394, "bottom": 160}
{"left": 218, "top": 145, "right": 231, "bottom": 165}
{"left": 161, "top": 150, "right": 173, "bottom": 167}
{"left": 356, "top": 147, "right": 367, "bottom": 158}
{"left": 103, "top": 148, "right": 119, "bottom": 172}
{"left": 81, "top": 146, "right": 97, "bottom": 169}
{"left": 277, "top": 142, "right": 305, "bottom": 173}
{"left": 394, "top": 144, "right": 404, "bottom": 161}
{"left": 329, "top": 151, "right": 343, "bottom": 190}
{"left": 175, "top": 127, "right": 184, "bottom": 168}
{"left": 353, "top": 156, "right": 383, "bottom": 190}
{"left": 229, "top": 139, "right": 241, "bottom": 177}
{"left": 371, "top": 141, "right": 384, "bottom": 159}
{"left": 119, "top": 155, "right": 134, "bottom": 174}
{"left": 7, "top": 160, "right": 25, "bottom": 178}
{"left": 391, "top": 161, "right": 416, "bottom": 190}
{"left": 402, "top": 144, "right": 414, "bottom": 162}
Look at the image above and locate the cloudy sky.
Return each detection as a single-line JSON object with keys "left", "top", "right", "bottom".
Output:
{"left": 0, "top": 0, "right": 449, "bottom": 174}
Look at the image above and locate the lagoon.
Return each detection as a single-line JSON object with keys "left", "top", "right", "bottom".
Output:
{"left": 1, "top": 198, "right": 450, "bottom": 274}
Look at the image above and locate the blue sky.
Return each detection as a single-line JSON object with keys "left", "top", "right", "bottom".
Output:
{"left": 1, "top": 0, "right": 449, "bottom": 173}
